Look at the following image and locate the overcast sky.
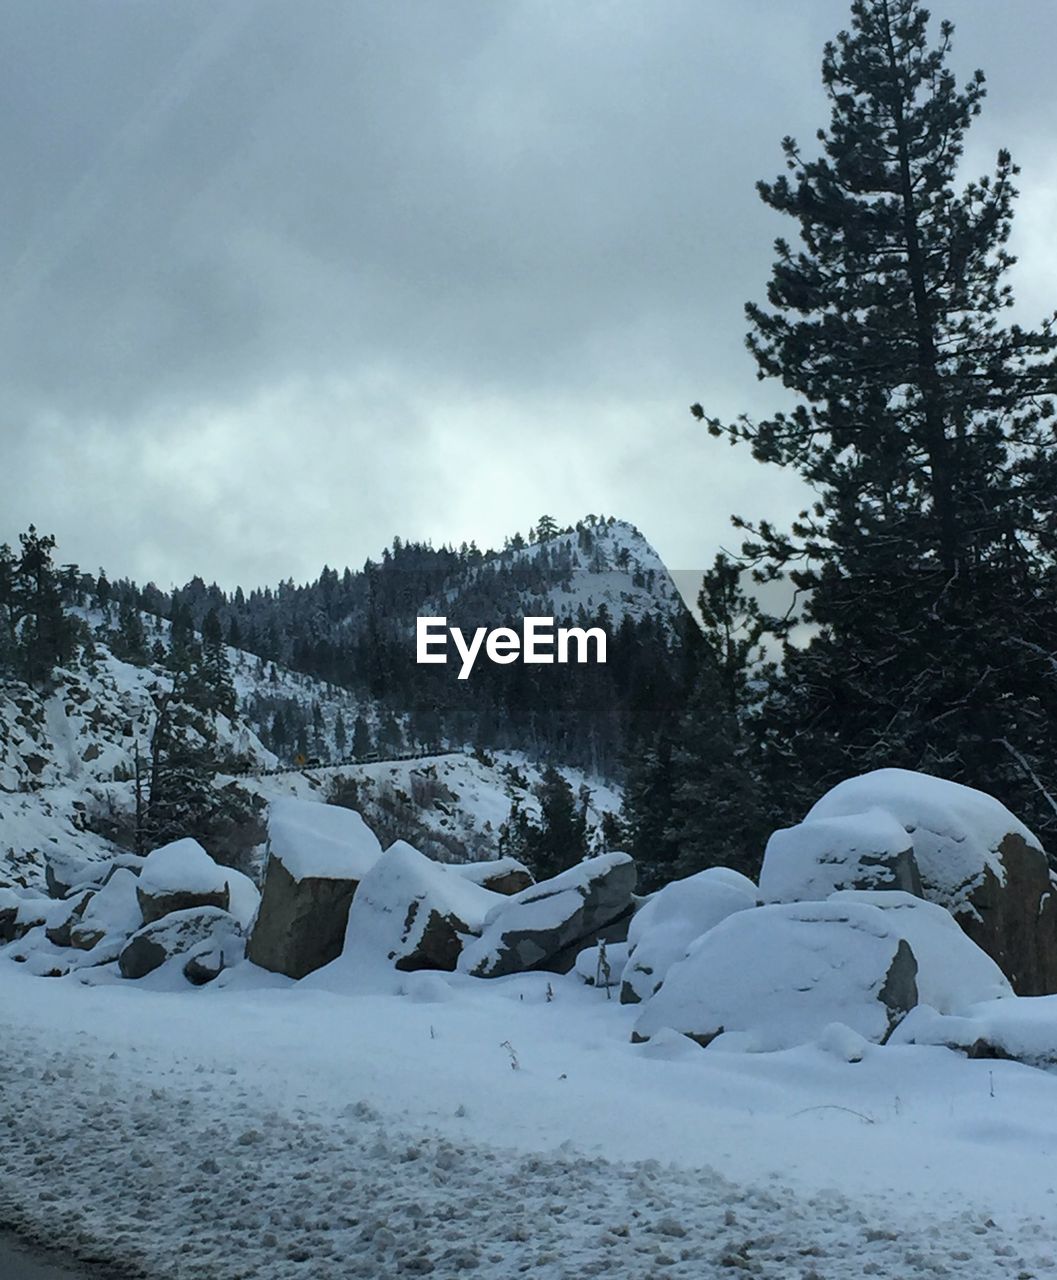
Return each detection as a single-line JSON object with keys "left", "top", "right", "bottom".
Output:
{"left": 3, "top": 1, "right": 1054, "bottom": 592}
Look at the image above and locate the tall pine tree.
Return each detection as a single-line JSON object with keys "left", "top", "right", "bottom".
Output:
{"left": 699, "top": 0, "right": 1057, "bottom": 835}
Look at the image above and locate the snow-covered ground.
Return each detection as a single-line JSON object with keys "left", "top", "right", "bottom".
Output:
{"left": 3, "top": 963, "right": 1057, "bottom": 1279}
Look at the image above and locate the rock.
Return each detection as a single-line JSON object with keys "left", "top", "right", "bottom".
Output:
{"left": 457, "top": 853, "right": 637, "bottom": 978}
{"left": 69, "top": 868, "right": 143, "bottom": 952}
{"left": 223, "top": 867, "right": 261, "bottom": 931}
{"left": 449, "top": 858, "right": 534, "bottom": 897}
{"left": 343, "top": 841, "right": 503, "bottom": 972}
{"left": 759, "top": 809, "right": 923, "bottom": 904}
{"left": 620, "top": 867, "right": 757, "bottom": 1005}
{"left": 44, "top": 890, "right": 94, "bottom": 947}
{"left": 118, "top": 907, "right": 243, "bottom": 980}
{"left": 631, "top": 900, "right": 918, "bottom": 1051}
{"left": 247, "top": 798, "right": 383, "bottom": 979}
{"left": 830, "top": 890, "right": 1012, "bottom": 1013}
{"left": 183, "top": 948, "right": 226, "bottom": 986}
{"left": 806, "top": 769, "right": 1057, "bottom": 995}
{"left": 136, "top": 838, "right": 231, "bottom": 925}
{"left": 0, "top": 888, "right": 22, "bottom": 943}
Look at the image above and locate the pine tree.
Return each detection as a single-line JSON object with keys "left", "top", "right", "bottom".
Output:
{"left": 699, "top": 0, "right": 1057, "bottom": 832}
{"left": 524, "top": 765, "right": 587, "bottom": 879}
{"left": 334, "top": 709, "right": 348, "bottom": 756}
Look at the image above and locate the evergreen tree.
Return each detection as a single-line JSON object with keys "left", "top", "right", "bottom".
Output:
{"left": 524, "top": 765, "right": 588, "bottom": 879}
{"left": 352, "top": 713, "right": 372, "bottom": 758}
{"left": 334, "top": 709, "right": 348, "bottom": 755}
{"left": 698, "top": 0, "right": 1057, "bottom": 833}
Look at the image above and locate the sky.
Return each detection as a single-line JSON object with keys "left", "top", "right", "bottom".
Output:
{"left": 2, "top": 1, "right": 1055, "bottom": 593}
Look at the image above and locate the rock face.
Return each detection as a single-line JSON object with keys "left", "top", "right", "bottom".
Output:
{"left": 118, "top": 907, "right": 242, "bottom": 981}
{"left": 829, "top": 890, "right": 1012, "bottom": 1013}
{"left": 620, "top": 867, "right": 757, "bottom": 1005}
{"left": 247, "top": 798, "right": 383, "bottom": 979}
{"left": 136, "top": 839, "right": 230, "bottom": 925}
{"left": 343, "top": 841, "right": 502, "bottom": 972}
{"left": 458, "top": 853, "right": 637, "bottom": 979}
{"left": 450, "top": 858, "right": 534, "bottom": 897}
{"left": 806, "top": 769, "right": 1057, "bottom": 995}
{"left": 759, "top": 810, "right": 922, "bottom": 905}
{"left": 631, "top": 900, "right": 918, "bottom": 1051}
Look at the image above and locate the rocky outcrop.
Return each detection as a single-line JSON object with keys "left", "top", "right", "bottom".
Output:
{"left": 458, "top": 853, "right": 637, "bottom": 979}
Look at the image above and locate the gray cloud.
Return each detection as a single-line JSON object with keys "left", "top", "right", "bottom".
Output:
{"left": 1, "top": 1, "right": 1053, "bottom": 590}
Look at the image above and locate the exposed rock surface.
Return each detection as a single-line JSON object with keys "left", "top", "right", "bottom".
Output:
{"left": 449, "top": 858, "right": 534, "bottom": 897}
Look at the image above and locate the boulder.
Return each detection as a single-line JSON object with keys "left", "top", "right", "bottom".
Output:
{"left": 759, "top": 809, "right": 922, "bottom": 904}
{"left": 620, "top": 867, "right": 757, "bottom": 1005}
{"left": 118, "top": 907, "right": 243, "bottom": 981}
{"left": 807, "top": 769, "right": 1057, "bottom": 995}
{"left": 44, "top": 890, "right": 95, "bottom": 947}
{"left": 450, "top": 858, "right": 534, "bottom": 897}
{"left": 458, "top": 853, "right": 637, "bottom": 979}
{"left": 247, "top": 798, "right": 383, "bottom": 979}
{"left": 631, "top": 900, "right": 918, "bottom": 1051}
{"left": 45, "top": 850, "right": 146, "bottom": 900}
{"left": 136, "top": 839, "right": 230, "bottom": 925}
{"left": 69, "top": 868, "right": 143, "bottom": 952}
{"left": 343, "top": 841, "right": 502, "bottom": 972}
{"left": 829, "top": 890, "right": 1012, "bottom": 1013}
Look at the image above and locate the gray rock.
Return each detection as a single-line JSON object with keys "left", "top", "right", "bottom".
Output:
{"left": 458, "top": 853, "right": 637, "bottom": 978}
{"left": 44, "top": 891, "right": 94, "bottom": 947}
{"left": 119, "top": 907, "right": 242, "bottom": 980}
{"left": 247, "top": 799, "right": 382, "bottom": 979}
{"left": 450, "top": 858, "right": 534, "bottom": 897}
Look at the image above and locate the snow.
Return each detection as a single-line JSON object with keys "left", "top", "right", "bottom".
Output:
{"left": 266, "top": 797, "right": 382, "bottom": 882}
{"left": 806, "top": 768, "right": 1041, "bottom": 909}
{"left": 830, "top": 889, "right": 1013, "bottom": 1012}
{"left": 622, "top": 867, "right": 757, "bottom": 1003}
{"left": 759, "top": 808, "right": 914, "bottom": 902}
{"left": 3, "top": 965, "right": 1057, "bottom": 1279}
{"left": 221, "top": 867, "right": 261, "bottom": 931}
{"left": 632, "top": 900, "right": 912, "bottom": 1051}
{"left": 75, "top": 868, "right": 141, "bottom": 940}
{"left": 574, "top": 939, "right": 629, "bottom": 987}
{"left": 139, "top": 838, "right": 229, "bottom": 897}
{"left": 449, "top": 856, "right": 529, "bottom": 886}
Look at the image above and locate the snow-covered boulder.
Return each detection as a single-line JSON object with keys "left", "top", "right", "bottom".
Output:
{"left": 118, "top": 906, "right": 243, "bottom": 981}
{"left": 807, "top": 769, "right": 1057, "bottom": 995}
{"left": 343, "top": 841, "right": 502, "bottom": 972}
{"left": 247, "top": 798, "right": 383, "bottom": 979}
{"left": 759, "top": 809, "right": 922, "bottom": 905}
{"left": 43, "top": 889, "right": 95, "bottom": 947}
{"left": 44, "top": 849, "right": 145, "bottom": 901}
{"left": 136, "top": 839, "right": 230, "bottom": 925}
{"left": 458, "top": 852, "right": 636, "bottom": 979}
{"left": 620, "top": 867, "right": 757, "bottom": 1005}
{"left": 631, "top": 900, "right": 918, "bottom": 1051}
{"left": 829, "top": 890, "right": 1012, "bottom": 1013}
{"left": 68, "top": 868, "right": 143, "bottom": 952}
{"left": 449, "top": 857, "right": 534, "bottom": 897}
{"left": 890, "top": 998, "right": 1057, "bottom": 1068}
